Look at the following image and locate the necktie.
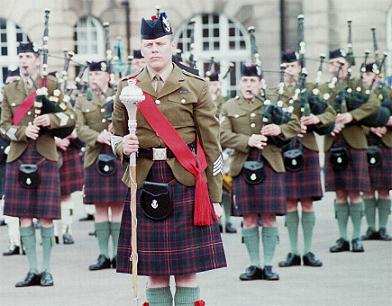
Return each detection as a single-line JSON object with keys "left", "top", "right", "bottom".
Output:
{"left": 153, "top": 75, "right": 163, "bottom": 94}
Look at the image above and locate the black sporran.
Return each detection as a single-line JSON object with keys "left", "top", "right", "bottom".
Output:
{"left": 243, "top": 161, "right": 265, "bottom": 184}
{"left": 330, "top": 147, "right": 349, "bottom": 171}
{"left": 367, "top": 146, "right": 382, "bottom": 168}
{"left": 18, "top": 164, "right": 41, "bottom": 189}
{"left": 96, "top": 154, "right": 116, "bottom": 176}
{"left": 140, "top": 181, "right": 173, "bottom": 221}
{"left": 283, "top": 148, "right": 304, "bottom": 172}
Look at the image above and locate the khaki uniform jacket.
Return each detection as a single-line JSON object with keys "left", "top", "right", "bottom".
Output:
{"left": 0, "top": 75, "right": 76, "bottom": 162}
{"left": 75, "top": 89, "right": 113, "bottom": 168}
{"left": 111, "top": 64, "right": 223, "bottom": 203}
{"left": 320, "top": 79, "right": 380, "bottom": 151}
{"left": 220, "top": 95, "right": 301, "bottom": 176}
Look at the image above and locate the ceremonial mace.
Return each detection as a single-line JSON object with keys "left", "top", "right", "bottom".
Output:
{"left": 119, "top": 80, "right": 145, "bottom": 305}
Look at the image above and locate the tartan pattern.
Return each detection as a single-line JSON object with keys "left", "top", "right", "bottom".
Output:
{"left": 285, "top": 147, "right": 323, "bottom": 201}
{"left": 116, "top": 161, "right": 227, "bottom": 276}
{"left": 83, "top": 145, "right": 127, "bottom": 205}
{"left": 3, "top": 144, "right": 61, "bottom": 219}
{"left": 0, "top": 163, "right": 5, "bottom": 197}
{"left": 367, "top": 135, "right": 392, "bottom": 190}
{"left": 59, "top": 146, "right": 83, "bottom": 196}
{"left": 231, "top": 149, "right": 287, "bottom": 216}
{"left": 324, "top": 135, "right": 370, "bottom": 192}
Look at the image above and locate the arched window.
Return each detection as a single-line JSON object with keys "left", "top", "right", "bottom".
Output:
{"left": 176, "top": 13, "right": 250, "bottom": 97}
{"left": 73, "top": 16, "right": 104, "bottom": 65}
{"left": 0, "top": 17, "right": 30, "bottom": 83}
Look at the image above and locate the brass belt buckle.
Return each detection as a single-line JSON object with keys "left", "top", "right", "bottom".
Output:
{"left": 152, "top": 148, "right": 167, "bottom": 161}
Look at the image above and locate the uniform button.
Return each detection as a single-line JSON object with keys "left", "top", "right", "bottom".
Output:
{"left": 181, "top": 98, "right": 186, "bottom": 104}
{"left": 102, "top": 118, "right": 106, "bottom": 123}
{"left": 86, "top": 109, "right": 90, "bottom": 112}
{"left": 234, "top": 114, "right": 239, "bottom": 118}
{"left": 250, "top": 123, "right": 256, "bottom": 128}
{"left": 250, "top": 113, "right": 256, "bottom": 118}
{"left": 27, "top": 111, "right": 31, "bottom": 115}
{"left": 11, "top": 103, "right": 16, "bottom": 107}
{"left": 155, "top": 99, "right": 160, "bottom": 105}
{"left": 101, "top": 108, "right": 105, "bottom": 113}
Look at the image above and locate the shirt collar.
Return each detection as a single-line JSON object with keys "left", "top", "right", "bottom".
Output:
{"left": 146, "top": 63, "right": 174, "bottom": 83}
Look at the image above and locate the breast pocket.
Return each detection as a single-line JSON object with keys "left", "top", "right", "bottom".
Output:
{"left": 165, "top": 93, "right": 198, "bottom": 126}
{"left": 81, "top": 104, "right": 101, "bottom": 125}
{"left": 227, "top": 111, "right": 249, "bottom": 133}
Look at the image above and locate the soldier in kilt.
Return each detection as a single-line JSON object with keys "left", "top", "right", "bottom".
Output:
{"left": 112, "top": 12, "right": 226, "bottom": 306}
{"left": 220, "top": 64, "right": 300, "bottom": 281}
{"left": 361, "top": 63, "right": 392, "bottom": 241}
{"left": 75, "top": 61, "right": 127, "bottom": 271}
{"left": 53, "top": 132, "right": 83, "bottom": 244}
{"left": 206, "top": 71, "right": 237, "bottom": 234}
{"left": 322, "top": 49, "right": 380, "bottom": 253}
{"left": 0, "top": 42, "right": 75, "bottom": 287}
{"left": 278, "top": 51, "right": 336, "bottom": 267}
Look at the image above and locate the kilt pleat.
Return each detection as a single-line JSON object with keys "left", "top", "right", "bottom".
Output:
{"left": 367, "top": 135, "right": 392, "bottom": 190}
{"left": 116, "top": 161, "right": 227, "bottom": 276}
{"left": 59, "top": 146, "right": 83, "bottom": 196}
{"left": 3, "top": 144, "right": 61, "bottom": 219}
{"left": 231, "top": 149, "right": 287, "bottom": 216}
{"left": 324, "top": 135, "right": 371, "bottom": 192}
{"left": 285, "top": 147, "right": 323, "bottom": 201}
{"left": 83, "top": 145, "right": 127, "bottom": 205}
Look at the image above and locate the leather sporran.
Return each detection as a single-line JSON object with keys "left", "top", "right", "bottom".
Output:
{"left": 96, "top": 154, "right": 116, "bottom": 176}
{"left": 18, "top": 164, "right": 41, "bottom": 189}
{"left": 242, "top": 161, "right": 265, "bottom": 184}
{"left": 367, "top": 145, "right": 382, "bottom": 168}
{"left": 330, "top": 147, "right": 349, "bottom": 171}
{"left": 140, "top": 181, "right": 173, "bottom": 221}
{"left": 283, "top": 148, "right": 304, "bottom": 172}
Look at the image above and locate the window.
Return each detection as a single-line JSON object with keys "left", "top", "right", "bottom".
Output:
{"left": 0, "top": 18, "right": 30, "bottom": 83}
{"left": 176, "top": 14, "right": 250, "bottom": 97}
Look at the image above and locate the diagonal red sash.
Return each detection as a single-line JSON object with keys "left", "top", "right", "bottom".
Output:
{"left": 137, "top": 91, "right": 217, "bottom": 226}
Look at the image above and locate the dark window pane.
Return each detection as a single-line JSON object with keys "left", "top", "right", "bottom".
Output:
{"left": 177, "top": 42, "right": 183, "bottom": 50}
{"left": 213, "top": 14, "right": 219, "bottom": 24}
{"left": 214, "top": 41, "right": 219, "bottom": 50}
{"left": 203, "top": 42, "right": 209, "bottom": 50}
{"left": 229, "top": 28, "right": 235, "bottom": 36}
{"left": 0, "top": 19, "right": 6, "bottom": 29}
{"left": 202, "top": 14, "right": 208, "bottom": 24}
{"left": 239, "top": 31, "right": 244, "bottom": 37}
{"left": 187, "top": 29, "right": 192, "bottom": 37}
{"left": 179, "top": 33, "right": 183, "bottom": 39}
{"left": 229, "top": 41, "right": 235, "bottom": 49}
{"left": 213, "top": 28, "right": 219, "bottom": 37}
{"left": 16, "top": 33, "right": 23, "bottom": 41}
{"left": 1, "top": 33, "right": 7, "bottom": 42}
{"left": 203, "top": 29, "right": 209, "bottom": 37}
{"left": 2, "top": 66, "right": 8, "bottom": 83}
{"left": 240, "top": 40, "right": 246, "bottom": 49}
{"left": 2, "top": 47, "right": 7, "bottom": 55}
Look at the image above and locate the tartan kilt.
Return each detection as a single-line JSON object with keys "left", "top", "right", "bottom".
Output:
{"left": 3, "top": 144, "right": 61, "bottom": 219}
{"left": 232, "top": 149, "right": 287, "bottom": 216}
{"left": 0, "top": 163, "right": 5, "bottom": 197}
{"left": 116, "top": 161, "right": 227, "bottom": 276}
{"left": 285, "top": 147, "right": 323, "bottom": 201}
{"left": 83, "top": 145, "right": 127, "bottom": 205}
{"left": 324, "top": 135, "right": 371, "bottom": 192}
{"left": 367, "top": 135, "right": 392, "bottom": 190}
{"left": 59, "top": 146, "right": 83, "bottom": 196}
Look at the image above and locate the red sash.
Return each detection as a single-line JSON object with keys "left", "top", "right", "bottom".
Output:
{"left": 12, "top": 80, "right": 47, "bottom": 125}
{"left": 137, "top": 92, "right": 217, "bottom": 226}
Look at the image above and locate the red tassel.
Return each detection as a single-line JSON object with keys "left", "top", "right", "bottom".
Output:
{"left": 142, "top": 303, "right": 149, "bottom": 306}
{"left": 195, "top": 300, "right": 206, "bottom": 306}
{"left": 151, "top": 15, "right": 157, "bottom": 20}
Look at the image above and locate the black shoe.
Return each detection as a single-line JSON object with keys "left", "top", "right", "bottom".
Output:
{"left": 0, "top": 219, "right": 6, "bottom": 226}
{"left": 329, "top": 238, "right": 350, "bottom": 253}
{"left": 361, "top": 227, "right": 380, "bottom": 240}
{"left": 278, "top": 253, "right": 301, "bottom": 267}
{"left": 218, "top": 224, "right": 223, "bottom": 233}
{"left": 89, "top": 254, "right": 111, "bottom": 271}
{"left": 15, "top": 272, "right": 41, "bottom": 287}
{"left": 302, "top": 252, "right": 323, "bottom": 267}
{"left": 225, "top": 222, "right": 237, "bottom": 234}
{"left": 111, "top": 256, "right": 116, "bottom": 269}
{"left": 79, "top": 214, "right": 94, "bottom": 222}
{"left": 40, "top": 271, "right": 54, "bottom": 286}
{"left": 3, "top": 245, "right": 20, "bottom": 256}
{"left": 54, "top": 236, "right": 60, "bottom": 244}
{"left": 88, "top": 231, "right": 96, "bottom": 236}
{"left": 351, "top": 238, "right": 365, "bottom": 252}
{"left": 262, "top": 266, "right": 279, "bottom": 281}
{"left": 239, "top": 265, "right": 263, "bottom": 281}
{"left": 62, "top": 233, "right": 74, "bottom": 245}
{"left": 378, "top": 228, "right": 392, "bottom": 241}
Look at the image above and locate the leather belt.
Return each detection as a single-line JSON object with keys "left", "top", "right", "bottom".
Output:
{"left": 138, "top": 143, "right": 196, "bottom": 161}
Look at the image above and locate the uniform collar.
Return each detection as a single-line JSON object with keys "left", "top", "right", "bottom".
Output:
{"left": 146, "top": 63, "right": 173, "bottom": 83}
{"left": 237, "top": 95, "right": 263, "bottom": 112}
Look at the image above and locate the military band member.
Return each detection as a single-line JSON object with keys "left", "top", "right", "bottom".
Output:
{"left": 220, "top": 64, "right": 300, "bottom": 281}
{"left": 361, "top": 63, "right": 392, "bottom": 241}
{"left": 278, "top": 51, "right": 335, "bottom": 267}
{"left": 112, "top": 12, "right": 226, "bottom": 305}
{"left": 1, "top": 42, "right": 75, "bottom": 286}
{"left": 322, "top": 49, "right": 379, "bottom": 253}
{"left": 75, "top": 61, "right": 127, "bottom": 270}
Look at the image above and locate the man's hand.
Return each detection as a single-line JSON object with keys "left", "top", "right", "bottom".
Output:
{"left": 387, "top": 116, "right": 392, "bottom": 127}
{"left": 335, "top": 112, "right": 353, "bottom": 126}
{"left": 96, "top": 129, "right": 111, "bottom": 146}
{"left": 301, "top": 114, "right": 321, "bottom": 126}
{"left": 213, "top": 203, "right": 223, "bottom": 220}
{"left": 55, "top": 137, "right": 70, "bottom": 151}
{"left": 25, "top": 124, "right": 40, "bottom": 140}
{"left": 33, "top": 114, "right": 51, "bottom": 127}
{"left": 370, "top": 127, "right": 387, "bottom": 138}
{"left": 331, "top": 123, "right": 343, "bottom": 136}
{"left": 247, "top": 134, "right": 267, "bottom": 149}
{"left": 261, "top": 124, "right": 282, "bottom": 137}
{"left": 122, "top": 134, "right": 139, "bottom": 156}
{"left": 298, "top": 122, "right": 307, "bottom": 138}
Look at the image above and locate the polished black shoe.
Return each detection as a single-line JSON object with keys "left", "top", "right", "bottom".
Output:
{"left": 329, "top": 238, "right": 350, "bottom": 253}
{"left": 302, "top": 252, "right": 323, "bottom": 267}
{"left": 63, "top": 233, "right": 75, "bottom": 245}
{"left": 0, "top": 219, "right": 6, "bottom": 226}
{"left": 15, "top": 272, "right": 41, "bottom": 287}
{"left": 378, "top": 228, "right": 392, "bottom": 241}
{"left": 111, "top": 256, "right": 116, "bottom": 269}
{"left": 54, "top": 236, "right": 60, "bottom": 244}
{"left": 351, "top": 238, "right": 365, "bottom": 252}
{"left": 361, "top": 227, "right": 380, "bottom": 240}
{"left": 79, "top": 214, "right": 94, "bottom": 222}
{"left": 278, "top": 253, "right": 301, "bottom": 267}
{"left": 40, "top": 271, "right": 54, "bottom": 286}
{"left": 262, "top": 266, "right": 279, "bottom": 281}
{"left": 239, "top": 265, "right": 263, "bottom": 281}
{"left": 3, "top": 245, "right": 20, "bottom": 256}
{"left": 88, "top": 230, "right": 96, "bottom": 236}
{"left": 89, "top": 254, "right": 111, "bottom": 271}
{"left": 225, "top": 222, "right": 237, "bottom": 234}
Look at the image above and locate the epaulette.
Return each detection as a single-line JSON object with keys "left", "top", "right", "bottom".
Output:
{"left": 121, "top": 69, "right": 143, "bottom": 81}
{"left": 182, "top": 69, "right": 205, "bottom": 81}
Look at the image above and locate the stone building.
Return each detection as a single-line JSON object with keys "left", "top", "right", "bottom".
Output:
{"left": 1, "top": 0, "right": 392, "bottom": 96}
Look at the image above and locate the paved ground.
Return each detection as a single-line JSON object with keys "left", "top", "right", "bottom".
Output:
{"left": 0, "top": 190, "right": 391, "bottom": 306}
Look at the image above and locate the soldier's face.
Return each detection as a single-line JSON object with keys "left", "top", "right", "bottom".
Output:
{"left": 239, "top": 76, "right": 261, "bottom": 99}
{"left": 208, "top": 81, "right": 222, "bottom": 96}
{"left": 362, "top": 72, "right": 375, "bottom": 87}
{"left": 131, "top": 58, "right": 146, "bottom": 73}
{"left": 328, "top": 58, "right": 348, "bottom": 79}
{"left": 141, "top": 36, "right": 175, "bottom": 72}
{"left": 18, "top": 52, "right": 40, "bottom": 77}
{"left": 284, "top": 61, "right": 301, "bottom": 84}
{"left": 89, "top": 71, "right": 110, "bottom": 91}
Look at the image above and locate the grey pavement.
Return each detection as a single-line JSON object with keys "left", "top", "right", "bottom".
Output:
{"left": 0, "top": 190, "right": 391, "bottom": 306}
